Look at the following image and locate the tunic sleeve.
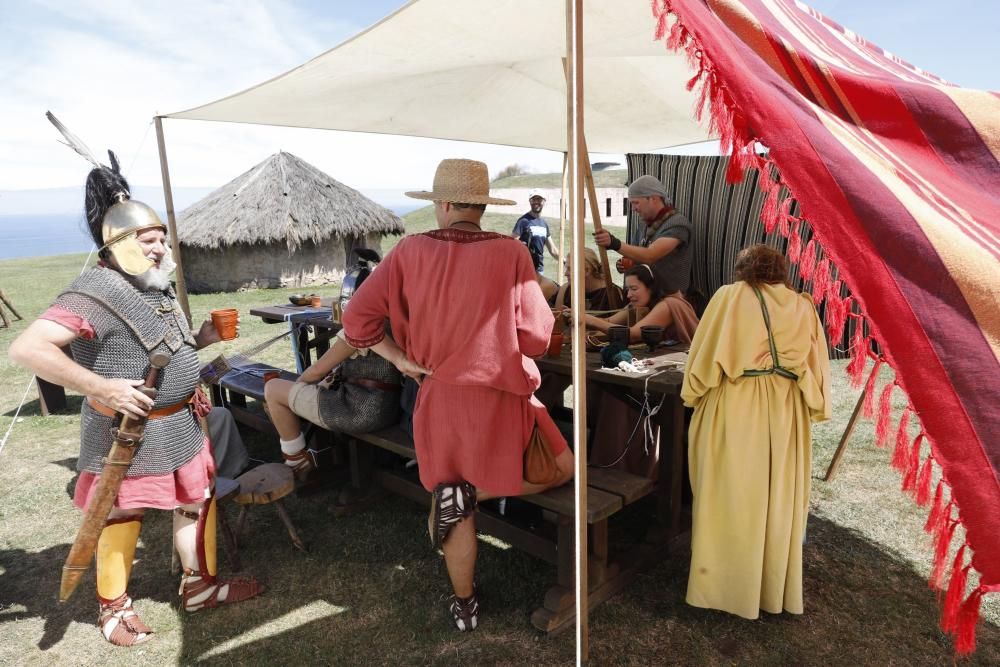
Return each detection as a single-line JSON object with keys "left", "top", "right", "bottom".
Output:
{"left": 680, "top": 284, "right": 734, "bottom": 407}
{"left": 342, "top": 244, "right": 397, "bottom": 349}
{"left": 800, "top": 300, "right": 832, "bottom": 422}
{"left": 514, "top": 249, "right": 553, "bottom": 357}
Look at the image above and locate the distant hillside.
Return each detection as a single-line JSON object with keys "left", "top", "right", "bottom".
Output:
{"left": 491, "top": 169, "right": 627, "bottom": 189}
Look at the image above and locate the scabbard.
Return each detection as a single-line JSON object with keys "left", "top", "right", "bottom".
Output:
{"left": 59, "top": 415, "right": 147, "bottom": 602}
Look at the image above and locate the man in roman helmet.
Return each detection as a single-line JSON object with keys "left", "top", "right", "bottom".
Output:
{"left": 9, "top": 144, "right": 263, "bottom": 646}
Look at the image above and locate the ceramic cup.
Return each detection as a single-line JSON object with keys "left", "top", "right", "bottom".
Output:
{"left": 640, "top": 325, "right": 665, "bottom": 353}
{"left": 210, "top": 308, "right": 239, "bottom": 341}
{"left": 547, "top": 333, "right": 564, "bottom": 358}
{"left": 263, "top": 371, "right": 280, "bottom": 384}
{"left": 310, "top": 295, "right": 322, "bottom": 308}
{"left": 607, "top": 325, "right": 630, "bottom": 346}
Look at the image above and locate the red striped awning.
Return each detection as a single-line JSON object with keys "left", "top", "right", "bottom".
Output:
{"left": 653, "top": 0, "right": 999, "bottom": 653}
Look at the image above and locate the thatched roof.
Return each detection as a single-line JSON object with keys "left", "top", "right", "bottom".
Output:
{"left": 177, "top": 151, "right": 404, "bottom": 250}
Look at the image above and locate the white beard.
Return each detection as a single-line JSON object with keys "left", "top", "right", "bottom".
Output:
{"left": 130, "top": 248, "right": 176, "bottom": 292}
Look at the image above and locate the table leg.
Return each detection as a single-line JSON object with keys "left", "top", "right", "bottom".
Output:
{"left": 652, "top": 396, "right": 685, "bottom": 544}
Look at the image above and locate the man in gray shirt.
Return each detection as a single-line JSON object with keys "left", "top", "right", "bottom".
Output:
{"left": 594, "top": 175, "right": 692, "bottom": 294}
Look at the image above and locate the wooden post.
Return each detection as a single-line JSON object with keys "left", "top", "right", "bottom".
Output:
{"left": 566, "top": 0, "right": 588, "bottom": 661}
{"left": 560, "top": 63, "right": 620, "bottom": 312}
{"left": 0, "top": 289, "right": 23, "bottom": 321}
{"left": 558, "top": 152, "right": 568, "bottom": 280}
{"left": 153, "top": 116, "right": 192, "bottom": 325}
{"left": 824, "top": 366, "right": 876, "bottom": 481}
{"left": 580, "top": 142, "right": 621, "bottom": 309}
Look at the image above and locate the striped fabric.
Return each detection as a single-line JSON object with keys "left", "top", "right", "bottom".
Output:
{"left": 653, "top": 0, "right": 999, "bottom": 653}
{"left": 626, "top": 153, "right": 857, "bottom": 357}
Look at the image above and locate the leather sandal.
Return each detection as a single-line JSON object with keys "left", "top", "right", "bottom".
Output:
{"left": 98, "top": 593, "right": 153, "bottom": 646}
{"left": 428, "top": 481, "right": 477, "bottom": 549}
{"left": 282, "top": 449, "right": 316, "bottom": 482}
{"left": 180, "top": 569, "right": 265, "bottom": 613}
{"left": 449, "top": 590, "right": 479, "bottom": 632}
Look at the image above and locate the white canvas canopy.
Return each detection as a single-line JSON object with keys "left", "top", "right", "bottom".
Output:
{"left": 158, "top": 4, "right": 706, "bottom": 656}
{"left": 165, "top": 0, "right": 710, "bottom": 152}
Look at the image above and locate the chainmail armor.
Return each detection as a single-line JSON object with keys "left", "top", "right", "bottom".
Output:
{"left": 316, "top": 354, "right": 402, "bottom": 433}
{"left": 54, "top": 267, "right": 204, "bottom": 476}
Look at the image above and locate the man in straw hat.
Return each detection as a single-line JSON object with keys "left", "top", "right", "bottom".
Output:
{"left": 341, "top": 158, "right": 574, "bottom": 631}
{"left": 9, "top": 125, "right": 263, "bottom": 646}
{"left": 594, "top": 174, "right": 693, "bottom": 294}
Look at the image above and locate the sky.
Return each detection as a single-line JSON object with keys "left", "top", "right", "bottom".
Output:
{"left": 1, "top": 0, "right": 998, "bottom": 202}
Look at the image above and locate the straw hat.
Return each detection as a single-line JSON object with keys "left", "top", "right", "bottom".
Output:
{"left": 406, "top": 159, "right": 516, "bottom": 205}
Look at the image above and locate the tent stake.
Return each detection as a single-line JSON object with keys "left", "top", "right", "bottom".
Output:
{"left": 154, "top": 116, "right": 192, "bottom": 325}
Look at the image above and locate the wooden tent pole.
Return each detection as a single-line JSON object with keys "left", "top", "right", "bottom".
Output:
{"left": 560, "top": 61, "right": 619, "bottom": 311}
{"left": 824, "top": 363, "right": 878, "bottom": 481}
{"left": 0, "top": 289, "right": 23, "bottom": 321}
{"left": 559, "top": 152, "right": 568, "bottom": 279}
{"left": 580, "top": 139, "right": 621, "bottom": 309}
{"left": 154, "top": 116, "right": 192, "bottom": 325}
{"left": 566, "top": 0, "right": 588, "bottom": 661}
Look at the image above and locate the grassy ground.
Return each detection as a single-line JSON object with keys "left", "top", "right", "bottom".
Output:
{"left": 1, "top": 221, "right": 997, "bottom": 664}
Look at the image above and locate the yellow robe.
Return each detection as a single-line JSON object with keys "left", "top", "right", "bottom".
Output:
{"left": 681, "top": 282, "right": 831, "bottom": 619}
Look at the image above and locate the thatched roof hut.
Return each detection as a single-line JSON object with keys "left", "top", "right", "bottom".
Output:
{"left": 177, "top": 151, "right": 404, "bottom": 293}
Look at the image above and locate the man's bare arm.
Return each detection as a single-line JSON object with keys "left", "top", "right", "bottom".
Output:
{"left": 9, "top": 319, "right": 154, "bottom": 417}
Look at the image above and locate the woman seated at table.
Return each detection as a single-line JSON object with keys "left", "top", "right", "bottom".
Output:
{"left": 263, "top": 326, "right": 403, "bottom": 480}
{"left": 552, "top": 248, "right": 624, "bottom": 312}
{"left": 584, "top": 265, "right": 699, "bottom": 478}
{"left": 582, "top": 264, "right": 699, "bottom": 345}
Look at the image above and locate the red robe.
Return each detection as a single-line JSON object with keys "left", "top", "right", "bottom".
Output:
{"left": 343, "top": 229, "right": 566, "bottom": 495}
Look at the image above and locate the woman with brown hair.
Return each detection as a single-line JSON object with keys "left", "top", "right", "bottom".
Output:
{"left": 582, "top": 263, "right": 699, "bottom": 345}
{"left": 682, "top": 244, "right": 831, "bottom": 619}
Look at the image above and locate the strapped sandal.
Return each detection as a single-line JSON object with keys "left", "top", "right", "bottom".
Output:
{"left": 98, "top": 593, "right": 153, "bottom": 647}
{"left": 449, "top": 590, "right": 480, "bottom": 632}
{"left": 428, "top": 482, "right": 477, "bottom": 549}
{"left": 180, "top": 569, "right": 265, "bottom": 613}
{"left": 282, "top": 449, "right": 316, "bottom": 482}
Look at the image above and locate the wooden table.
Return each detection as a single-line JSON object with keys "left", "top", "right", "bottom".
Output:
{"left": 534, "top": 343, "right": 690, "bottom": 542}
{"left": 249, "top": 302, "right": 340, "bottom": 372}
{"left": 247, "top": 304, "right": 692, "bottom": 632}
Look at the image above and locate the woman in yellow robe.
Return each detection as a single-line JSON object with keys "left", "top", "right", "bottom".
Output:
{"left": 681, "top": 244, "right": 831, "bottom": 619}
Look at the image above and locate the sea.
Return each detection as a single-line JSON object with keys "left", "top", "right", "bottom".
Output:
{"left": 0, "top": 204, "right": 423, "bottom": 261}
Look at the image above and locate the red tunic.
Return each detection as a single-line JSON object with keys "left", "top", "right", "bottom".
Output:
{"left": 343, "top": 229, "right": 565, "bottom": 495}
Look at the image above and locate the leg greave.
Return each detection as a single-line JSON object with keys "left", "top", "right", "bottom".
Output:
{"left": 96, "top": 516, "right": 142, "bottom": 603}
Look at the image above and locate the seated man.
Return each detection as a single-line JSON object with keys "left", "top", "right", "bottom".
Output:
{"left": 263, "top": 328, "right": 402, "bottom": 479}
{"left": 594, "top": 175, "right": 692, "bottom": 295}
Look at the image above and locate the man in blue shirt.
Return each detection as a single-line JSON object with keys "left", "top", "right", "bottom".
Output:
{"left": 512, "top": 191, "right": 559, "bottom": 274}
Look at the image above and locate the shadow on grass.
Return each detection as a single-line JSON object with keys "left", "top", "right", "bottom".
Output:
{"left": 591, "top": 514, "right": 1000, "bottom": 666}
{"left": 0, "top": 540, "right": 174, "bottom": 651}
{"left": 3, "top": 395, "right": 84, "bottom": 418}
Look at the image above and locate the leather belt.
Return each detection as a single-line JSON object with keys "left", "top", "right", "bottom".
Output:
{"left": 344, "top": 377, "right": 402, "bottom": 392}
{"left": 87, "top": 393, "right": 195, "bottom": 419}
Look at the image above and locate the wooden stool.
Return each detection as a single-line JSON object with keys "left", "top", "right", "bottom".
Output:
{"left": 234, "top": 463, "right": 306, "bottom": 551}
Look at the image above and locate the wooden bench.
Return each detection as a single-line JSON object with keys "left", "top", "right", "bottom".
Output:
{"left": 349, "top": 426, "right": 657, "bottom": 634}
{"left": 213, "top": 368, "right": 661, "bottom": 634}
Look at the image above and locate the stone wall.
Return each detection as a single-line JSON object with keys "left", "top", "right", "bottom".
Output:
{"left": 181, "top": 233, "right": 383, "bottom": 293}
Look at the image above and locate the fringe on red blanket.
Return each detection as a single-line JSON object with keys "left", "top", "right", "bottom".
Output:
{"left": 891, "top": 407, "right": 912, "bottom": 470}
{"left": 862, "top": 358, "right": 883, "bottom": 419}
{"left": 653, "top": 0, "right": 989, "bottom": 652}
{"left": 874, "top": 380, "right": 896, "bottom": 448}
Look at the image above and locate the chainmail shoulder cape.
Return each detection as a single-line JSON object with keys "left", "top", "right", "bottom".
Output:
{"left": 316, "top": 353, "right": 402, "bottom": 433}
{"left": 54, "top": 267, "right": 204, "bottom": 476}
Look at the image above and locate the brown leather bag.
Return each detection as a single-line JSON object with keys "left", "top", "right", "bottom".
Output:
{"left": 524, "top": 425, "right": 560, "bottom": 486}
